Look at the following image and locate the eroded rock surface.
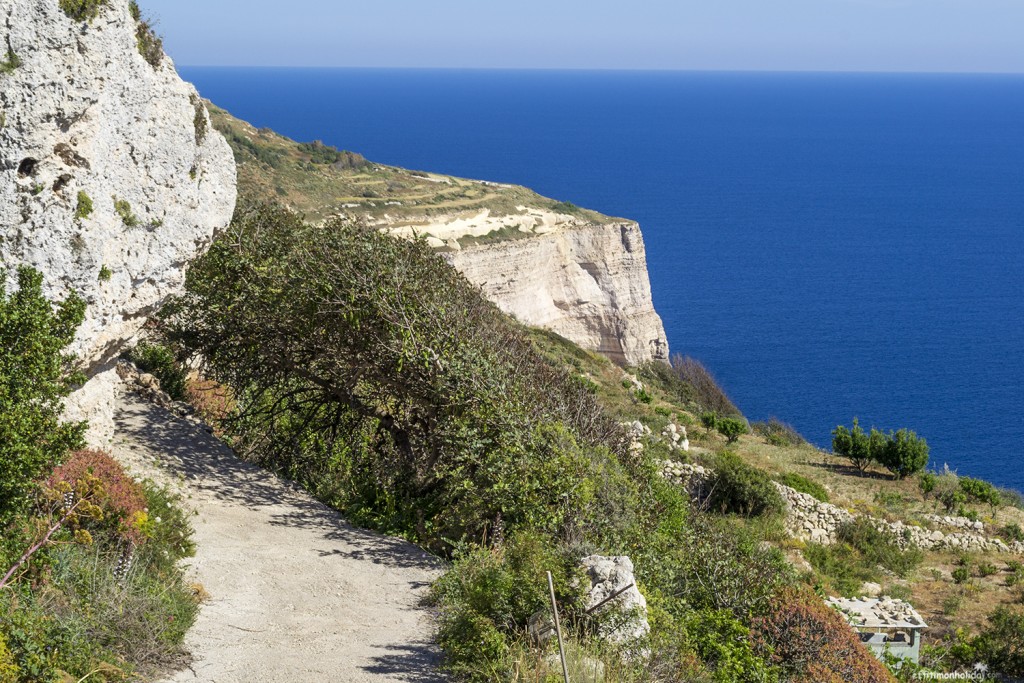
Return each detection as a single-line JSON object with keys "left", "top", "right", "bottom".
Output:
{"left": 0, "top": 0, "right": 236, "bottom": 370}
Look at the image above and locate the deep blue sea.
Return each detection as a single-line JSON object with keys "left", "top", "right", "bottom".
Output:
{"left": 181, "top": 67, "right": 1024, "bottom": 492}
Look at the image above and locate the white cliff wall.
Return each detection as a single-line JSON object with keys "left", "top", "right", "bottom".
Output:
{"left": 0, "top": 0, "right": 236, "bottom": 367}
{"left": 0, "top": 0, "right": 236, "bottom": 442}
{"left": 442, "top": 221, "right": 668, "bottom": 366}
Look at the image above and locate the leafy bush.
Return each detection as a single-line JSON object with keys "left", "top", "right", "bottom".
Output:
{"left": 704, "top": 452, "right": 784, "bottom": 517}
{"left": 959, "top": 477, "right": 1001, "bottom": 508}
{"left": 431, "top": 533, "right": 586, "bottom": 681}
{"left": 752, "top": 588, "right": 895, "bottom": 682}
{"left": 836, "top": 519, "right": 922, "bottom": 577}
{"left": 832, "top": 419, "right": 929, "bottom": 478}
{"left": 832, "top": 418, "right": 885, "bottom": 473}
{"left": 191, "top": 94, "right": 207, "bottom": 145}
{"left": 46, "top": 449, "right": 149, "bottom": 547}
{"left": 952, "top": 566, "right": 970, "bottom": 584}
{"left": 776, "top": 472, "right": 829, "bottom": 503}
{"left": 163, "top": 203, "right": 624, "bottom": 550}
{"left": 128, "top": 341, "right": 187, "bottom": 401}
{"left": 700, "top": 411, "right": 718, "bottom": 434}
{"left": 753, "top": 417, "right": 806, "bottom": 447}
{"left": 74, "top": 191, "right": 93, "bottom": 218}
{"left": 947, "top": 607, "right": 1024, "bottom": 677}
{"left": 129, "top": 1, "right": 163, "bottom": 68}
{"left": 670, "top": 513, "right": 791, "bottom": 621}
{"left": 919, "top": 471, "right": 937, "bottom": 496}
{"left": 114, "top": 197, "right": 139, "bottom": 227}
{"left": 876, "top": 429, "right": 929, "bottom": 479}
{"left": 59, "top": 0, "right": 107, "bottom": 22}
{"left": 668, "top": 355, "right": 740, "bottom": 416}
{"left": 0, "top": 267, "right": 85, "bottom": 526}
{"left": 684, "top": 609, "right": 777, "bottom": 682}
{"left": 715, "top": 417, "right": 748, "bottom": 444}
{"left": 806, "top": 519, "right": 923, "bottom": 595}
{"left": 978, "top": 562, "right": 998, "bottom": 578}
{"left": 0, "top": 49, "right": 21, "bottom": 76}
{"left": 1001, "top": 523, "right": 1024, "bottom": 543}
{"left": 98, "top": 264, "right": 112, "bottom": 281}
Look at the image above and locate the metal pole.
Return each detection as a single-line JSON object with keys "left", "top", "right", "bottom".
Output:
{"left": 547, "top": 570, "right": 571, "bottom": 683}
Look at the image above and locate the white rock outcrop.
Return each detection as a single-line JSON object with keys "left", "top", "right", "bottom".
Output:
{"left": 1, "top": 0, "right": 236, "bottom": 372}
{"left": 442, "top": 221, "right": 669, "bottom": 366}
{"left": 580, "top": 555, "right": 650, "bottom": 643}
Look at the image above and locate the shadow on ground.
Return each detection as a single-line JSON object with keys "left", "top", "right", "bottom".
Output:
{"left": 115, "top": 398, "right": 440, "bottom": 572}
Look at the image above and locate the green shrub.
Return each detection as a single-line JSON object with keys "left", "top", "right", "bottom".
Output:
{"left": 191, "top": 94, "right": 207, "bottom": 145}
{"left": 832, "top": 420, "right": 929, "bottom": 478}
{"left": 684, "top": 609, "right": 777, "bottom": 682}
{"left": 129, "top": 1, "right": 163, "bottom": 67}
{"left": 431, "top": 532, "right": 586, "bottom": 681}
{"left": 0, "top": 633, "right": 17, "bottom": 683}
{"left": 806, "top": 519, "right": 923, "bottom": 595}
{"left": 716, "top": 417, "right": 748, "bottom": 444}
{"left": 669, "top": 355, "right": 740, "bottom": 416}
{"left": 114, "top": 198, "right": 138, "bottom": 227}
{"left": 752, "top": 418, "right": 805, "bottom": 447}
{"left": 837, "top": 519, "right": 922, "bottom": 577}
{"left": 0, "top": 50, "right": 21, "bottom": 76}
{"left": 948, "top": 607, "right": 1024, "bottom": 677}
{"left": 0, "top": 267, "right": 85, "bottom": 526}
{"left": 164, "top": 203, "right": 624, "bottom": 550}
{"left": 978, "top": 562, "right": 999, "bottom": 578}
{"left": 75, "top": 190, "right": 93, "bottom": 219}
{"left": 127, "top": 341, "right": 187, "bottom": 401}
{"left": 98, "top": 264, "right": 112, "bottom": 281}
{"left": 700, "top": 411, "right": 718, "bottom": 434}
{"left": 832, "top": 418, "right": 884, "bottom": 473}
{"left": 919, "top": 471, "right": 937, "bottom": 496}
{"left": 959, "top": 477, "right": 1001, "bottom": 508}
{"left": 876, "top": 429, "right": 929, "bottom": 479}
{"left": 704, "top": 452, "right": 783, "bottom": 517}
{"left": 1001, "top": 523, "right": 1024, "bottom": 543}
{"left": 952, "top": 566, "right": 970, "bottom": 584}
{"left": 776, "top": 472, "right": 829, "bottom": 503}
{"left": 670, "top": 513, "right": 791, "bottom": 620}
{"left": 942, "top": 592, "right": 963, "bottom": 615}
{"left": 59, "top": 0, "right": 107, "bottom": 22}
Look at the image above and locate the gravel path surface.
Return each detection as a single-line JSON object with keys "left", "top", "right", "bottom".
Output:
{"left": 109, "top": 393, "right": 445, "bottom": 683}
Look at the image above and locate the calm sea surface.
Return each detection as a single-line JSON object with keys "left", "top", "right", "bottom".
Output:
{"left": 182, "top": 67, "right": 1024, "bottom": 492}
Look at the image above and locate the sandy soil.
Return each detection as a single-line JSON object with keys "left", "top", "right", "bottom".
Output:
{"left": 108, "top": 392, "right": 445, "bottom": 683}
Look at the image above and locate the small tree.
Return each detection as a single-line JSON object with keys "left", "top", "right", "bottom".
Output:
{"left": 700, "top": 411, "right": 718, "bottom": 434}
{"left": 716, "top": 417, "right": 748, "bottom": 444}
{"left": 832, "top": 418, "right": 883, "bottom": 473}
{"left": 877, "top": 429, "right": 929, "bottom": 480}
{"left": 0, "top": 267, "right": 86, "bottom": 526}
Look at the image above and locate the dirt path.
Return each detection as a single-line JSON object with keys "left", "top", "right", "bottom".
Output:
{"left": 108, "top": 392, "right": 445, "bottom": 683}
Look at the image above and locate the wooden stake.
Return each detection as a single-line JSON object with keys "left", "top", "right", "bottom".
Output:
{"left": 547, "top": 570, "right": 570, "bottom": 683}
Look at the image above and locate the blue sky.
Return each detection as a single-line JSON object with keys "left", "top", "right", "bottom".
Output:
{"left": 142, "top": 0, "right": 1023, "bottom": 73}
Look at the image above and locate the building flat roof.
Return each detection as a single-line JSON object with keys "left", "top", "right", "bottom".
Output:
{"left": 827, "top": 596, "right": 928, "bottom": 630}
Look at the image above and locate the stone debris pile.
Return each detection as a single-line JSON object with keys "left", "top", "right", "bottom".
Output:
{"left": 661, "top": 423, "right": 689, "bottom": 453}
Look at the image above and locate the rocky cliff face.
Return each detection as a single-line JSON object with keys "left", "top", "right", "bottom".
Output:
{"left": 0, "top": 0, "right": 236, "bottom": 370}
{"left": 442, "top": 221, "right": 669, "bottom": 366}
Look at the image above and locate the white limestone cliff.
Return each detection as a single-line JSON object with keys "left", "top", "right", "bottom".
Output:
{"left": 0, "top": 0, "right": 236, "bottom": 441}
{"left": 440, "top": 220, "right": 669, "bottom": 366}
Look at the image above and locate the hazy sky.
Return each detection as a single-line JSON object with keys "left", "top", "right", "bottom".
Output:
{"left": 142, "top": 0, "right": 1024, "bottom": 73}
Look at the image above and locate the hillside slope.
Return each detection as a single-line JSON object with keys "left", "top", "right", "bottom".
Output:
{"left": 209, "top": 106, "right": 667, "bottom": 366}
